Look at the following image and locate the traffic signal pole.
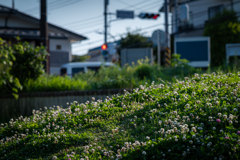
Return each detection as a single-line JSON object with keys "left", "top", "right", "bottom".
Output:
{"left": 104, "top": 0, "right": 108, "bottom": 61}
{"left": 104, "top": 0, "right": 108, "bottom": 44}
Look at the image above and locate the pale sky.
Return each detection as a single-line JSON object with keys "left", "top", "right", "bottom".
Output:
{"left": 0, "top": 0, "right": 171, "bottom": 55}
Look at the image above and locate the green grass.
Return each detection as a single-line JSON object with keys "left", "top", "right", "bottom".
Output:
{"left": 1, "top": 71, "right": 240, "bottom": 159}
{"left": 13, "top": 58, "right": 198, "bottom": 93}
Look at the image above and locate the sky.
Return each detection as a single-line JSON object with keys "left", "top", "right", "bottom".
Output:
{"left": 0, "top": 0, "right": 171, "bottom": 55}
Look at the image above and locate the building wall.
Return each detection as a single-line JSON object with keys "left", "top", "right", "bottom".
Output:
{"left": 172, "top": 0, "right": 238, "bottom": 34}
{"left": 49, "top": 39, "right": 72, "bottom": 75}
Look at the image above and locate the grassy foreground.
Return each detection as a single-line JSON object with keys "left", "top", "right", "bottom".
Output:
{"left": 1, "top": 71, "right": 240, "bottom": 160}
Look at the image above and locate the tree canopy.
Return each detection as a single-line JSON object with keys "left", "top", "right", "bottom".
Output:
{"left": 203, "top": 9, "right": 240, "bottom": 67}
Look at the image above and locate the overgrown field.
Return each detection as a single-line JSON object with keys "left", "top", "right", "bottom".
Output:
{"left": 1, "top": 71, "right": 240, "bottom": 159}
{"left": 0, "top": 56, "right": 198, "bottom": 93}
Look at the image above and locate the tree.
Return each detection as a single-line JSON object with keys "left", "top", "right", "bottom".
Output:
{"left": 203, "top": 9, "right": 240, "bottom": 67}
{"left": 0, "top": 38, "right": 48, "bottom": 98}
{"left": 120, "top": 32, "right": 153, "bottom": 48}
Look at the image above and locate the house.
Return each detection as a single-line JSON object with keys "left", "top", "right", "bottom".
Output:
{"left": 0, "top": 5, "right": 87, "bottom": 75}
{"left": 161, "top": 0, "right": 240, "bottom": 37}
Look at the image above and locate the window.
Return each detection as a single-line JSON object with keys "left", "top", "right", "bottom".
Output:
{"left": 56, "top": 45, "right": 61, "bottom": 50}
{"left": 72, "top": 67, "right": 84, "bottom": 76}
{"left": 208, "top": 5, "right": 223, "bottom": 19}
{"left": 60, "top": 68, "right": 67, "bottom": 76}
{"left": 87, "top": 66, "right": 100, "bottom": 72}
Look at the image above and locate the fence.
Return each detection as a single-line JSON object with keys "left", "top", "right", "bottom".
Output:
{"left": 0, "top": 89, "right": 131, "bottom": 123}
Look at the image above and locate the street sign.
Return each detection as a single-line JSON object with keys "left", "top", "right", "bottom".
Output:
{"left": 108, "top": 42, "right": 117, "bottom": 55}
{"left": 152, "top": 29, "right": 166, "bottom": 66}
{"left": 151, "top": 29, "right": 165, "bottom": 45}
{"left": 116, "top": 10, "right": 134, "bottom": 19}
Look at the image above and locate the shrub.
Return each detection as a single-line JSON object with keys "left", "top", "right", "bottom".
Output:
{"left": 10, "top": 39, "right": 48, "bottom": 84}
{"left": 0, "top": 38, "right": 22, "bottom": 98}
{"left": 134, "top": 59, "right": 153, "bottom": 80}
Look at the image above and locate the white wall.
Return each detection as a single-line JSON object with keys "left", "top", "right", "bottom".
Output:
{"left": 49, "top": 39, "right": 72, "bottom": 61}
{"left": 49, "top": 39, "right": 72, "bottom": 75}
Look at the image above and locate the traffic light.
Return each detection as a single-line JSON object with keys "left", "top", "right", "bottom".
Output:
{"left": 101, "top": 44, "right": 108, "bottom": 57}
{"left": 139, "top": 13, "right": 160, "bottom": 19}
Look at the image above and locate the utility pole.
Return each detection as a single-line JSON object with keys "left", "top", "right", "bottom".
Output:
{"left": 164, "top": 0, "right": 171, "bottom": 67}
{"left": 40, "top": 0, "right": 49, "bottom": 74}
{"left": 175, "top": 0, "right": 178, "bottom": 37}
{"left": 103, "top": 0, "right": 109, "bottom": 62}
{"left": 12, "top": 0, "right": 14, "bottom": 9}
{"left": 104, "top": 0, "right": 108, "bottom": 44}
{"left": 164, "top": 0, "right": 170, "bottom": 48}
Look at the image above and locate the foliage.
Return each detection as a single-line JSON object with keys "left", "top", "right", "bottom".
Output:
{"left": 119, "top": 32, "right": 153, "bottom": 49}
{"left": 71, "top": 55, "right": 90, "bottom": 62}
{"left": 203, "top": 9, "right": 240, "bottom": 67}
{"left": 0, "top": 38, "right": 22, "bottom": 98}
{"left": 1, "top": 71, "right": 240, "bottom": 159}
{"left": 0, "top": 55, "right": 202, "bottom": 93}
{"left": 10, "top": 39, "right": 48, "bottom": 84}
{"left": 134, "top": 58, "right": 153, "bottom": 80}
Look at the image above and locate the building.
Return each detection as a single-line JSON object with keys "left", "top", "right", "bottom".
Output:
{"left": 161, "top": 0, "right": 240, "bottom": 37}
{"left": 0, "top": 5, "right": 87, "bottom": 75}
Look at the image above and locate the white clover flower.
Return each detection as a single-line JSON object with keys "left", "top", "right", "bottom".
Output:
{"left": 213, "top": 127, "right": 216, "bottom": 130}
{"left": 142, "top": 151, "right": 147, "bottom": 155}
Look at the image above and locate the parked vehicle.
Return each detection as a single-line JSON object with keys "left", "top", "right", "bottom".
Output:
{"left": 60, "top": 62, "right": 115, "bottom": 77}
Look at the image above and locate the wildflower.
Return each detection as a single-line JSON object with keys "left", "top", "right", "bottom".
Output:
{"left": 225, "top": 137, "right": 230, "bottom": 139}
{"left": 189, "top": 140, "right": 193, "bottom": 144}
{"left": 52, "top": 156, "right": 57, "bottom": 160}
{"left": 216, "top": 119, "right": 221, "bottom": 123}
{"left": 142, "top": 151, "right": 147, "bottom": 155}
{"left": 237, "top": 131, "right": 240, "bottom": 135}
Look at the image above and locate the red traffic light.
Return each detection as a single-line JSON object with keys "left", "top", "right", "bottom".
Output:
{"left": 153, "top": 14, "right": 159, "bottom": 19}
{"left": 139, "top": 13, "right": 160, "bottom": 19}
{"left": 101, "top": 44, "right": 107, "bottom": 50}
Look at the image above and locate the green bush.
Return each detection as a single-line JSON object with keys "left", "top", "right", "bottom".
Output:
{"left": 0, "top": 38, "right": 48, "bottom": 97}
{"left": 10, "top": 39, "right": 48, "bottom": 84}
{"left": 0, "top": 38, "right": 22, "bottom": 98}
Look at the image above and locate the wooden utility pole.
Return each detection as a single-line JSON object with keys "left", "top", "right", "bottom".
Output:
{"left": 40, "top": 0, "right": 49, "bottom": 74}
{"left": 164, "top": 0, "right": 171, "bottom": 67}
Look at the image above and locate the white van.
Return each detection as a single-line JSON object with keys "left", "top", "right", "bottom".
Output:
{"left": 60, "top": 62, "right": 115, "bottom": 77}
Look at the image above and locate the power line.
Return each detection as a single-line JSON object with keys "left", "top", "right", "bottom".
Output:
{"left": 59, "top": 0, "right": 162, "bottom": 28}
{"left": 73, "top": 22, "right": 167, "bottom": 49}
